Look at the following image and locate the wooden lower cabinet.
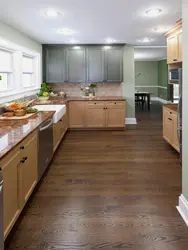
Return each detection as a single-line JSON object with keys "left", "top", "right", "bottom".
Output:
{"left": 86, "top": 101, "right": 106, "bottom": 127}
{"left": 69, "top": 100, "right": 126, "bottom": 129}
{"left": 1, "top": 150, "right": 21, "bottom": 239}
{"left": 106, "top": 101, "right": 125, "bottom": 128}
{"left": 1, "top": 131, "right": 38, "bottom": 239}
{"left": 19, "top": 133, "right": 38, "bottom": 208}
{"left": 163, "top": 106, "right": 180, "bottom": 152}
{"left": 69, "top": 101, "right": 86, "bottom": 128}
{"left": 53, "top": 112, "right": 68, "bottom": 152}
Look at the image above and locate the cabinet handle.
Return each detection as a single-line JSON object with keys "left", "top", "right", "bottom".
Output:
{"left": 20, "top": 146, "right": 24, "bottom": 150}
{"left": 94, "top": 103, "right": 96, "bottom": 105}
{"left": 103, "top": 108, "right": 105, "bottom": 110}
{"left": 170, "top": 112, "right": 172, "bottom": 114}
{"left": 20, "top": 159, "right": 25, "bottom": 164}
{"left": 106, "top": 108, "right": 108, "bottom": 110}
{"left": 173, "top": 59, "right": 178, "bottom": 62}
{"left": 168, "top": 118, "right": 172, "bottom": 121}
{"left": 114, "top": 103, "right": 116, "bottom": 104}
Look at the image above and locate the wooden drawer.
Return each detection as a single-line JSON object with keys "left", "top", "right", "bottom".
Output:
{"left": 18, "top": 130, "right": 37, "bottom": 152}
{"left": 106, "top": 101, "right": 125, "bottom": 108}
{"left": 87, "top": 101, "right": 105, "bottom": 108}
{"left": 163, "top": 107, "right": 177, "bottom": 119}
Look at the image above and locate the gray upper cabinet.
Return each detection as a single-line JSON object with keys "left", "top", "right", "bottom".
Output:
{"left": 66, "top": 48, "right": 86, "bottom": 82}
{"left": 45, "top": 46, "right": 65, "bottom": 83}
{"left": 43, "top": 45, "right": 123, "bottom": 83}
{"left": 86, "top": 47, "right": 104, "bottom": 82}
{"left": 104, "top": 48, "right": 123, "bottom": 82}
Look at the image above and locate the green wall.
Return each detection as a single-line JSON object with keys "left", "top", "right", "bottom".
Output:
{"left": 135, "top": 61, "right": 158, "bottom": 97}
{"left": 123, "top": 45, "right": 135, "bottom": 118}
{"left": 158, "top": 60, "right": 168, "bottom": 100}
{"left": 134, "top": 60, "right": 169, "bottom": 100}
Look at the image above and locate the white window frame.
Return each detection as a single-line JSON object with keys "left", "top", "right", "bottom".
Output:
{"left": 0, "top": 47, "right": 14, "bottom": 92}
{"left": 0, "top": 37, "right": 41, "bottom": 104}
{"left": 22, "top": 54, "right": 35, "bottom": 88}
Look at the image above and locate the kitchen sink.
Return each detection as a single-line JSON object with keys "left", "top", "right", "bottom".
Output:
{"left": 33, "top": 105, "right": 66, "bottom": 123}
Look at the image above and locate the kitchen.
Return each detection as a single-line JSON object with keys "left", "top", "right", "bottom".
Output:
{"left": 0, "top": 1, "right": 187, "bottom": 250}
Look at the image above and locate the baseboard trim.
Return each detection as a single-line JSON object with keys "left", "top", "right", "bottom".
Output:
{"left": 177, "top": 194, "right": 188, "bottom": 226}
{"left": 151, "top": 97, "right": 171, "bottom": 104}
{"left": 126, "top": 118, "right": 137, "bottom": 125}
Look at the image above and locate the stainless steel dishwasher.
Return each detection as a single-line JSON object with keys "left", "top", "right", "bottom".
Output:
{"left": 0, "top": 168, "right": 4, "bottom": 250}
{"left": 38, "top": 117, "right": 53, "bottom": 181}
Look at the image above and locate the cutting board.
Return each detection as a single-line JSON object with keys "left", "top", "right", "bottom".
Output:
{"left": 0, "top": 112, "right": 38, "bottom": 120}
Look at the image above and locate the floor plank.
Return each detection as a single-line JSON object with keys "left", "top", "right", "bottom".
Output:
{"left": 6, "top": 102, "right": 188, "bottom": 250}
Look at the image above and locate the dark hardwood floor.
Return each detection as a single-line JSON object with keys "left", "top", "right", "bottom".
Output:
{"left": 6, "top": 102, "right": 188, "bottom": 250}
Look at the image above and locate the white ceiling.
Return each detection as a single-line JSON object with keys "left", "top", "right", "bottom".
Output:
{"left": 0, "top": 0, "right": 182, "bottom": 45}
{"left": 134, "top": 46, "right": 167, "bottom": 61}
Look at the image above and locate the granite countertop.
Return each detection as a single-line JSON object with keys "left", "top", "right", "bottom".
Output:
{"left": 0, "top": 111, "right": 54, "bottom": 160}
{"left": 0, "top": 96, "right": 125, "bottom": 160}
{"left": 34, "top": 96, "right": 126, "bottom": 105}
{"left": 163, "top": 104, "right": 178, "bottom": 112}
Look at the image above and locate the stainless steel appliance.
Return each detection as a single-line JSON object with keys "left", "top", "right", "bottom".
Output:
{"left": 38, "top": 118, "right": 53, "bottom": 180}
{"left": 0, "top": 168, "right": 4, "bottom": 250}
{"left": 169, "top": 68, "right": 181, "bottom": 83}
{"left": 177, "top": 68, "right": 182, "bottom": 164}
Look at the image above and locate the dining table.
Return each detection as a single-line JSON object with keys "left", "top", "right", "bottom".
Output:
{"left": 135, "top": 92, "right": 152, "bottom": 111}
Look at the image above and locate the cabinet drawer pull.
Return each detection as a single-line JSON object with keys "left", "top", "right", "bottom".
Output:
{"left": 114, "top": 103, "right": 116, "bottom": 104}
{"left": 20, "top": 146, "right": 24, "bottom": 150}
{"left": 173, "top": 59, "right": 178, "bottom": 62}
{"left": 170, "top": 112, "right": 172, "bottom": 114}
{"left": 20, "top": 157, "right": 28, "bottom": 163}
{"left": 168, "top": 118, "right": 172, "bottom": 121}
{"left": 103, "top": 108, "right": 105, "bottom": 110}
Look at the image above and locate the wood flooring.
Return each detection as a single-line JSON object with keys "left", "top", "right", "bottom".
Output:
{"left": 5, "top": 102, "right": 188, "bottom": 250}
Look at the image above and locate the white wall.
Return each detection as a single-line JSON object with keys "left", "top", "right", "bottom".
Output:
{"left": 0, "top": 21, "right": 42, "bottom": 102}
{"left": 182, "top": 1, "right": 188, "bottom": 201}
{"left": 0, "top": 21, "right": 41, "bottom": 53}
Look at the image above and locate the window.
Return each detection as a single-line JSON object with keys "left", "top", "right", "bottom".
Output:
{"left": 0, "top": 49, "right": 13, "bottom": 91}
{"left": 0, "top": 37, "right": 41, "bottom": 104}
{"left": 22, "top": 55, "right": 34, "bottom": 87}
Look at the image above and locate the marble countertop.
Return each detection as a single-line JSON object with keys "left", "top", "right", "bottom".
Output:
{"left": 0, "top": 111, "right": 54, "bottom": 160}
{"left": 163, "top": 104, "right": 178, "bottom": 112}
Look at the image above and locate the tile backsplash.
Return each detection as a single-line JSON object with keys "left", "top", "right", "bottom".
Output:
{"left": 49, "top": 83, "right": 123, "bottom": 97}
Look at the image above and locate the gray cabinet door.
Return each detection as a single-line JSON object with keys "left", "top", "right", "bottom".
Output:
{"left": 45, "top": 46, "right": 65, "bottom": 83}
{"left": 66, "top": 48, "right": 86, "bottom": 82}
{"left": 87, "top": 47, "right": 104, "bottom": 82}
{"left": 105, "top": 48, "right": 123, "bottom": 82}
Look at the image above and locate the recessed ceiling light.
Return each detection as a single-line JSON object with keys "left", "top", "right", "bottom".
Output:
{"left": 146, "top": 8, "right": 162, "bottom": 17}
{"left": 139, "top": 38, "right": 153, "bottom": 43}
{"left": 57, "top": 28, "right": 74, "bottom": 35}
{"left": 69, "top": 39, "right": 79, "bottom": 44}
{"left": 104, "top": 46, "right": 111, "bottom": 50}
{"left": 153, "top": 27, "right": 168, "bottom": 33}
{"left": 106, "top": 38, "right": 116, "bottom": 44}
{"left": 44, "top": 9, "right": 60, "bottom": 17}
{"left": 73, "top": 46, "right": 81, "bottom": 50}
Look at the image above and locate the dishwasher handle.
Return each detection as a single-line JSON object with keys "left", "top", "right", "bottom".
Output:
{"left": 39, "top": 119, "right": 53, "bottom": 132}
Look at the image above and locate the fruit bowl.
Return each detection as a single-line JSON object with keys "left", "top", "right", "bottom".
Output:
{"left": 36, "top": 96, "right": 49, "bottom": 102}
